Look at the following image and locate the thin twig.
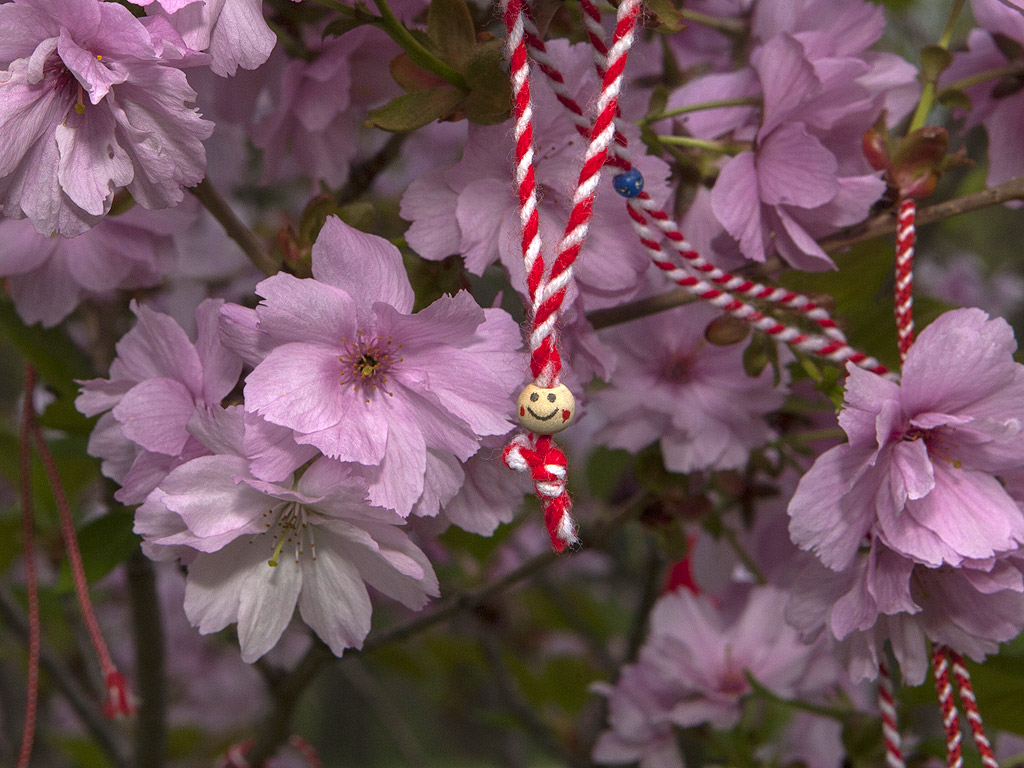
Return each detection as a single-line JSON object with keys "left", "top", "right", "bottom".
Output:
{"left": 587, "top": 287, "right": 698, "bottom": 329}
{"left": 242, "top": 641, "right": 334, "bottom": 767}
{"left": 0, "top": 587, "right": 130, "bottom": 768}
{"left": 339, "top": 660, "right": 429, "bottom": 768}
{"left": 819, "top": 173, "right": 1024, "bottom": 255}
{"left": 190, "top": 179, "right": 279, "bottom": 276}
{"left": 624, "top": 539, "right": 663, "bottom": 664}
{"left": 127, "top": 552, "right": 166, "bottom": 768}
{"left": 588, "top": 175, "right": 1024, "bottom": 332}
{"left": 335, "top": 132, "right": 409, "bottom": 204}
{"left": 242, "top": 498, "right": 644, "bottom": 766}
{"left": 477, "top": 625, "right": 593, "bottom": 768}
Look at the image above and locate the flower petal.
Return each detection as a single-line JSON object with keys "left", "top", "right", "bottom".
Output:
{"left": 710, "top": 152, "right": 766, "bottom": 263}
{"left": 112, "top": 377, "right": 195, "bottom": 455}
{"left": 297, "top": 537, "right": 372, "bottom": 655}
{"left": 756, "top": 123, "right": 838, "bottom": 208}
{"left": 236, "top": 548, "right": 303, "bottom": 662}
{"left": 254, "top": 272, "right": 357, "bottom": 348}
{"left": 311, "top": 216, "right": 414, "bottom": 314}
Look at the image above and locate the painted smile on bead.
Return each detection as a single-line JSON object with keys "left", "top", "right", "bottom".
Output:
{"left": 527, "top": 406, "right": 558, "bottom": 421}
{"left": 525, "top": 391, "right": 558, "bottom": 421}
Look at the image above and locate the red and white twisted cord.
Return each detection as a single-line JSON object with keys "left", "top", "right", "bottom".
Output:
{"left": 625, "top": 197, "right": 893, "bottom": 374}
{"left": 878, "top": 662, "right": 906, "bottom": 768}
{"left": 508, "top": 0, "right": 641, "bottom": 386}
{"left": 520, "top": 14, "right": 630, "bottom": 170}
{"left": 501, "top": 0, "right": 641, "bottom": 550}
{"left": 503, "top": 434, "right": 576, "bottom": 549}
{"left": 947, "top": 649, "right": 1000, "bottom": 768}
{"left": 933, "top": 646, "right": 965, "bottom": 768}
{"left": 503, "top": 0, "right": 546, "bottom": 375}
{"left": 520, "top": 9, "right": 892, "bottom": 379}
{"left": 895, "top": 198, "right": 916, "bottom": 363}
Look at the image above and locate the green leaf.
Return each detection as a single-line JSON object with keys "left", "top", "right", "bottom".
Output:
{"left": 56, "top": 508, "right": 140, "bottom": 591}
{"left": 742, "top": 332, "right": 772, "bottom": 378}
{"left": 781, "top": 240, "right": 900, "bottom": 371}
{"left": 644, "top": 0, "right": 685, "bottom": 33}
{"left": 324, "top": 13, "right": 377, "bottom": 38}
{"left": 460, "top": 40, "right": 512, "bottom": 125}
{"left": 427, "top": 0, "right": 476, "bottom": 67}
{"left": 644, "top": 86, "right": 669, "bottom": 123}
{"left": 365, "top": 85, "right": 464, "bottom": 131}
{"left": 299, "top": 195, "right": 347, "bottom": 246}
{"left": 0, "top": 299, "right": 93, "bottom": 398}
{"left": 336, "top": 201, "right": 377, "bottom": 232}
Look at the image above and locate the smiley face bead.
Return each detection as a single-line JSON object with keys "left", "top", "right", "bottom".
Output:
{"left": 516, "top": 383, "right": 576, "bottom": 434}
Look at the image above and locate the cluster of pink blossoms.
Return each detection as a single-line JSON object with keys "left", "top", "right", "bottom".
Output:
{"left": 787, "top": 309, "right": 1024, "bottom": 684}
{"left": 77, "top": 217, "right": 525, "bottom": 660}
{"left": 2, "top": 0, "right": 1024, "bottom": 761}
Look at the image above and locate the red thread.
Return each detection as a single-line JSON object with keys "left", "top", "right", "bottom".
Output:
{"left": 503, "top": 435, "right": 576, "bottom": 551}
{"left": 521, "top": 8, "right": 893, "bottom": 380}
{"left": 16, "top": 365, "right": 41, "bottom": 768}
{"left": 30, "top": 415, "right": 134, "bottom": 719}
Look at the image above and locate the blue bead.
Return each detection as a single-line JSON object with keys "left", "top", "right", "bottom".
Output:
{"left": 612, "top": 168, "right": 644, "bottom": 198}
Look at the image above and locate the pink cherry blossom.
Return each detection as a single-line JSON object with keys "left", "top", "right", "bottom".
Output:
{"left": 787, "top": 538, "right": 1024, "bottom": 685}
{"left": 135, "top": 406, "right": 438, "bottom": 662}
{"left": 789, "top": 308, "right": 1024, "bottom": 571}
{"left": 145, "top": 0, "right": 277, "bottom": 77}
{"left": 594, "top": 585, "right": 834, "bottom": 766}
{"left": 220, "top": 216, "right": 524, "bottom": 516}
{"left": 400, "top": 39, "right": 671, "bottom": 309}
{"left": 593, "top": 301, "right": 787, "bottom": 473}
{"left": 77, "top": 299, "right": 242, "bottom": 505}
{"left": 0, "top": 203, "right": 189, "bottom": 327}
{"left": 0, "top": 0, "right": 213, "bottom": 236}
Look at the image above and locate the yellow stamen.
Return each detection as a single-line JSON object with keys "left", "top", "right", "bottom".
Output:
{"left": 267, "top": 527, "right": 289, "bottom": 567}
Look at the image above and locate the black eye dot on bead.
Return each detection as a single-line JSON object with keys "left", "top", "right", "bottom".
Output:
{"left": 530, "top": 392, "right": 539, "bottom": 402}
{"left": 547, "top": 393, "right": 556, "bottom": 402}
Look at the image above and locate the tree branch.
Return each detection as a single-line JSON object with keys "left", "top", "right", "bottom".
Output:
{"left": 127, "top": 553, "right": 166, "bottom": 768}
{"left": 587, "top": 175, "right": 1024, "bottom": 332}
{"left": 190, "top": 178, "right": 279, "bottom": 276}
{"left": 587, "top": 288, "right": 698, "bottom": 330}
{"left": 476, "top": 625, "right": 593, "bottom": 768}
{"left": 242, "top": 497, "right": 644, "bottom": 766}
{"left": 819, "top": 174, "right": 1024, "bottom": 254}
{"left": 0, "top": 587, "right": 130, "bottom": 768}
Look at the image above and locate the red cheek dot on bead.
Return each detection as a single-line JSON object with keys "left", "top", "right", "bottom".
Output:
{"left": 562, "top": 409, "right": 570, "bottom": 422}
{"left": 520, "top": 406, "right": 526, "bottom": 416}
